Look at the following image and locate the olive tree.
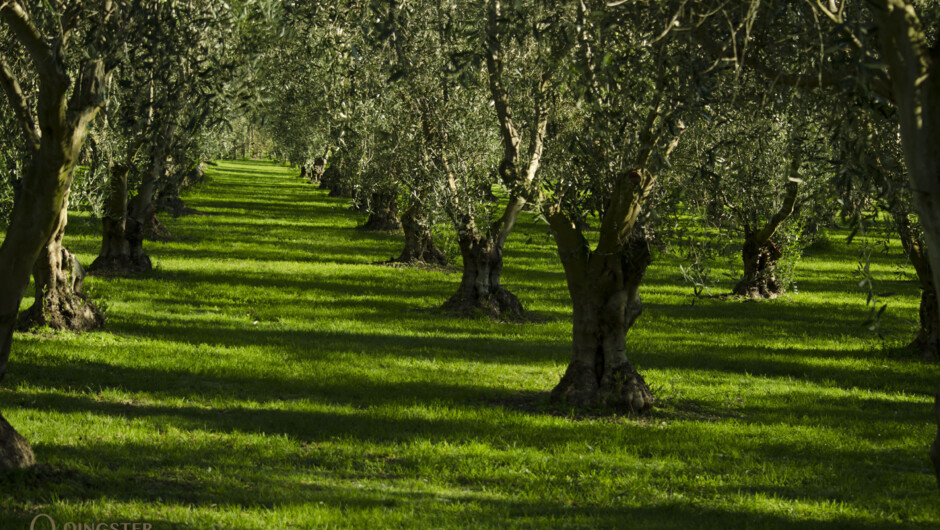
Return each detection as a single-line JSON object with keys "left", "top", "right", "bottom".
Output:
{"left": 0, "top": 0, "right": 125, "bottom": 469}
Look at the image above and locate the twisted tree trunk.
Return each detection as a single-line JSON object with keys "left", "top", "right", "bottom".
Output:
{"left": 733, "top": 180, "right": 799, "bottom": 299}
{"left": 17, "top": 200, "right": 104, "bottom": 332}
{"left": 443, "top": 228, "right": 522, "bottom": 317}
{"left": 552, "top": 237, "right": 653, "bottom": 411}
{"left": 547, "top": 171, "right": 656, "bottom": 412}
{"left": 734, "top": 237, "right": 784, "bottom": 299}
{"left": 321, "top": 159, "right": 353, "bottom": 197}
{"left": 443, "top": 194, "right": 527, "bottom": 318}
{"left": 0, "top": 0, "right": 111, "bottom": 468}
{"left": 390, "top": 204, "right": 447, "bottom": 266}
{"left": 360, "top": 189, "right": 402, "bottom": 232}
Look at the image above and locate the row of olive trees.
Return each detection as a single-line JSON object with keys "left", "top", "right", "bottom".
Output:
{"left": 0, "top": 0, "right": 274, "bottom": 471}
{"left": 260, "top": 0, "right": 940, "bottom": 485}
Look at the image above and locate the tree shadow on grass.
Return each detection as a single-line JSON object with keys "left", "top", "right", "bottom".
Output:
{"left": 3, "top": 447, "right": 917, "bottom": 530}
{"left": 0, "top": 381, "right": 934, "bottom": 528}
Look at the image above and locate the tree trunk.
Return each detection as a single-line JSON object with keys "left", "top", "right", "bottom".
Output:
{"left": 733, "top": 180, "right": 799, "bottom": 299}
{"left": 389, "top": 204, "right": 447, "bottom": 266}
{"left": 895, "top": 211, "right": 939, "bottom": 358}
{"left": 0, "top": 410, "right": 34, "bottom": 470}
{"left": 90, "top": 164, "right": 137, "bottom": 273}
{"left": 307, "top": 158, "right": 325, "bottom": 185}
{"left": 442, "top": 230, "right": 522, "bottom": 318}
{"left": 733, "top": 236, "right": 784, "bottom": 299}
{"left": 545, "top": 170, "right": 657, "bottom": 412}
{"left": 873, "top": 4, "right": 940, "bottom": 490}
{"left": 299, "top": 165, "right": 308, "bottom": 180}
{"left": 124, "top": 157, "right": 160, "bottom": 270}
{"left": 359, "top": 190, "right": 402, "bottom": 232}
{"left": 550, "top": 234, "right": 653, "bottom": 412}
{"left": 16, "top": 200, "right": 105, "bottom": 332}
{"left": 915, "top": 289, "right": 940, "bottom": 358}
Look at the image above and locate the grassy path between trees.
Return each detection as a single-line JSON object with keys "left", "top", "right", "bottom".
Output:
{"left": 1, "top": 159, "right": 938, "bottom": 528}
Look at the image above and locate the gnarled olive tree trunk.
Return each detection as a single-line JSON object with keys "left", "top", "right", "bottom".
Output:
{"left": 895, "top": 211, "right": 939, "bottom": 359}
{"left": 443, "top": 195, "right": 526, "bottom": 318}
{"left": 307, "top": 157, "right": 325, "bottom": 185}
{"left": 17, "top": 200, "right": 104, "bottom": 332}
{"left": 321, "top": 159, "right": 353, "bottom": 197}
{"left": 360, "top": 189, "right": 402, "bottom": 232}
{"left": 547, "top": 171, "right": 656, "bottom": 412}
{"left": 390, "top": 203, "right": 447, "bottom": 266}
{"left": 733, "top": 180, "right": 799, "bottom": 299}
{"left": 90, "top": 164, "right": 137, "bottom": 272}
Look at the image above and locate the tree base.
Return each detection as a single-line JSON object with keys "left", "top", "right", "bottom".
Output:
{"left": 16, "top": 290, "right": 105, "bottom": 332}
{"left": 551, "top": 361, "right": 653, "bottom": 413}
{"left": 387, "top": 247, "right": 448, "bottom": 267}
{"left": 907, "top": 335, "right": 940, "bottom": 361}
{"left": 328, "top": 187, "right": 352, "bottom": 198}
{"left": 0, "top": 413, "right": 34, "bottom": 471}
{"left": 442, "top": 287, "right": 524, "bottom": 319}
{"left": 88, "top": 254, "right": 153, "bottom": 275}
{"left": 157, "top": 194, "right": 203, "bottom": 218}
{"left": 732, "top": 279, "right": 782, "bottom": 300}
{"left": 359, "top": 219, "right": 402, "bottom": 232}
{"left": 145, "top": 214, "right": 171, "bottom": 241}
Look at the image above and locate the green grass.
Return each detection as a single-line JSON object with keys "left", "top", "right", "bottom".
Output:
{"left": 0, "top": 159, "right": 937, "bottom": 529}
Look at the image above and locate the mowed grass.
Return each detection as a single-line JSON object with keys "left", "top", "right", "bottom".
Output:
{"left": 0, "top": 159, "right": 938, "bottom": 528}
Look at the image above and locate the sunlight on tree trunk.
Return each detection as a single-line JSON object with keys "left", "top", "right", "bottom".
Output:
{"left": 17, "top": 200, "right": 104, "bottom": 332}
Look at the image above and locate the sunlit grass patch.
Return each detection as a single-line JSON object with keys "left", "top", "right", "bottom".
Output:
{"left": 0, "top": 159, "right": 937, "bottom": 528}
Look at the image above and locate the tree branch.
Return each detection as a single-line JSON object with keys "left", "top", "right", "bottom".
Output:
{"left": 0, "top": 54, "right": 39, "bottom": 152}
{"left": 546, "top": 205, "right": 590, "bottom": 296}
{"left": 0, "top": 1, "right": 61, "bottom": 84}
{"left": 522, "top": 73, "right": 550, "bottom": 187}
{"left": 754, "top": 171, "right": 800, "bottom": 244}
{"left": 596, "top": 170, "right": 656, "bottom": 255}
{"left": 484, "top": 0, "right": 521, "bottom": 180}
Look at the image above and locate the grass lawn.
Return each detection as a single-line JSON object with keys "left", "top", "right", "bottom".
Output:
{"left": 0, "top": 159, "right": 937, "bottom": 528}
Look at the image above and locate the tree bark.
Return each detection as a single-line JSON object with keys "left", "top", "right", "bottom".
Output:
{"left": 299, "top": 165, "right": 308, "bottom": 180}
{"left": 733, "top": 180, "right": 799, "bottom": 299}
{"left": 546, "top": 171, "right": 657, "bottom": 412}
{"left": 0, "top": 411, "right": 34, "bottom": 470}
{"left": 442, "top": 227, "right": 522, "bottom": 318}
{"left": 17, "top": 200, "right": 105, "bottom": 332}
{"left": 359, "top": 190, "right": 402, "bottom": 232}
{"left": 895, "top": 211, "right": 939, "bottom": 359}
{"left": 321, "top": 159, "right": 352, "bottom": 196}
{"left": 733, "top": 237, "right": 784, "bottom": 299}
{"left": 124, "top": 155, "right": 160, "bottom": 270}
{"left": 90, "top": 164, "right": 139, "bottom": 273}
{"left": 0, "top": 0, "right": 111, "bottom": 465}
{"left": 389, "top": 204, "right": 447, "bottom": 266}
{"left": 551, "top": 236, "right": 653, "bottom": 411}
